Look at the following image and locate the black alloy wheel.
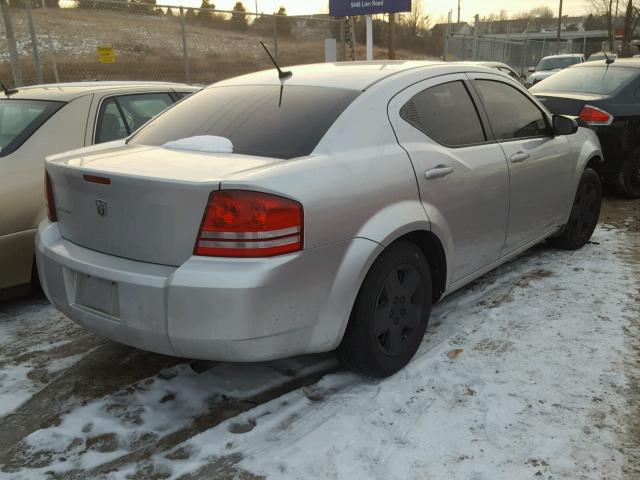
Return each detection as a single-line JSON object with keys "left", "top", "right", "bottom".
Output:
{"left": 374, "top": 264, "right": 425, "bottom": 357}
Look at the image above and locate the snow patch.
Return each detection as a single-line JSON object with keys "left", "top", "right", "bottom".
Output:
{"left": 162, "top": 136, "right": 233, "bottom": 154}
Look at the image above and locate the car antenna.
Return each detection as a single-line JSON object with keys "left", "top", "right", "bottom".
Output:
{"left": 603, "top": 51, "right": 615, "bottom": 65}
{"left": 260, "top": 41, "right": 292, "bottom": 80}
{"left": 0, "top": 82, "right": 18, "bottom": 97}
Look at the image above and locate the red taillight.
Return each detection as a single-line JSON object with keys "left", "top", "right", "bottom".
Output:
{"left": 194, "top": 190, "right": 303, "bottom": 258}
{"left": 579, "top": 105, "right": 613, "bottom": 126}
{"left": 45, "top": 171, "right": 57, "bottom": 222}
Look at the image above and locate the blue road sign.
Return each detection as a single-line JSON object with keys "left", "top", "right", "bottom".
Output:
{"left": 329, "top": 0, "right": 412, "bottom": 17}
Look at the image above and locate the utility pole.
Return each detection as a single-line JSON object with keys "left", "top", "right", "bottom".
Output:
{"left": 556, "top": 0, "right": 563, "bottom": 54}
{"left": 366, "top": 14, "right": 373, "bottom": 61}
{"left": 254, "top": 0, "right": 258, "bottom": 16}
{"left": 457, "top": 0, "right": 461, "bottom": 24}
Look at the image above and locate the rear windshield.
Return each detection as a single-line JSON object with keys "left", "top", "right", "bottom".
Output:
{"left": 128, "top": 85, "right": 360, "bottom": 160}
{"left": 538, "top": 57, "right": 581, "bottom": 71}
{"left": 530, "top": 66, "right": 638, "bottom": 95}
{"left": 0, "top": 99, "right": 64, "bottom": 157}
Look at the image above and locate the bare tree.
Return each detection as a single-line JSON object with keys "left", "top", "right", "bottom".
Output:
{"left": 402, "top": 0, "right": 431, "bottom": 36}
{"left": 621, "top": 0, "right": 640, "bottom": 47}
{"left": 589, "top": 0, "right": 615, "bottom": 50}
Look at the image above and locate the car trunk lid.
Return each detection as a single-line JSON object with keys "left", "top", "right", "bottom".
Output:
{"left": 533, "top": 92, "right": 608, "bottom": 116}
{"left": 46, "top": 144, "right": 282, "bottom": 266}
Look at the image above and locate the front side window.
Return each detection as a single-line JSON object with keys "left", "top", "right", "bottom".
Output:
{"left": 399, "top": 81, "right": 486, "bottom": 147}
{"left": 0, "top": 99, "right": 64, "bottom": 157}
{"left": 129, "top": 85, "right": 360, "bottom": 160}
{"left": 474, "top": 80, "right": 548, "bottom": 140}
{"left": 95, "top": 93, "right": 173, "bottom": 144}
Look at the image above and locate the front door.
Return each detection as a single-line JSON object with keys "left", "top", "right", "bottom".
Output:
{"left": 468, "top": 74, "right": 576, "bottom": 254}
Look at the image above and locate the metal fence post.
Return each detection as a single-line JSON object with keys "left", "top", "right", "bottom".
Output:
{"left": 272, "top": 14, "right": 279, "bottom": 61}
{"left": 349, "top": 16, "right": 356, "bottom": 61}
{"left": 25, "top": 0, "right": 43, "bottom": 85}
{"left": 472, "top": 14, "right": 480, "bottom": 60}
{"left": 340, "top": 18, "right": 346, "bottom": 61}
{"left": 1, "top": 0, "right": 23, "bottom": 87}
{"left": 179, "top": 6, "right": 191, "bottom": 84}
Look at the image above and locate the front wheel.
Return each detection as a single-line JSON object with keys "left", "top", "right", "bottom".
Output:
{"left": 548, "top": 168, "right": 601, "bottom": 250}
{"left": 338, "top": 241, "right": 432, "bottom": 377}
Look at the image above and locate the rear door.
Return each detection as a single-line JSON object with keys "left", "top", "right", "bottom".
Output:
{"left": 388, "top": 74, "right": 510, "bottom": 282}
{"left": 469, "top": 73, "right": 575, "bottom": 254}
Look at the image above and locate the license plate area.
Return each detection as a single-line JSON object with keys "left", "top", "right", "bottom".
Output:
{"left": 74, "top": 274, "right": 119, "bottom": 318}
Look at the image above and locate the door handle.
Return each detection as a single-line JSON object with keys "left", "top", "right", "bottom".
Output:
{"left": 510, "top": 151, "right": 530, "bottom": 163}
{"left": 424, "top": 165, "right": 454, "bottom": 179}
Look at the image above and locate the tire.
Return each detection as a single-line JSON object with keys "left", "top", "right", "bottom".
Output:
{"left": 30, "top": 258, "right": 43, "bottom": 297}
{"left": 616, "top": 151, "right": 640, "bottom": 199}
{"left": 548, "top": 168, "right": 602, "bottom": 250}
{"left": 338, "top": 241, "right": 432, "bottom": 377}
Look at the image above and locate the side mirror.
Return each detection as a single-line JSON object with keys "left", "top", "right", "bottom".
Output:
{"left": 553, "top": 115, "right": 579, "bottom": 136}
{"left": 527, "top": 67, "right": 536, "bottom": 73}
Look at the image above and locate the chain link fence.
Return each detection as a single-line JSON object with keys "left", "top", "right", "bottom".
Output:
{"left": 445, "top": 33, "right": 602, "bottom": 75}
{"left": 1, "top": 0, "right": 347, "bottom": 87}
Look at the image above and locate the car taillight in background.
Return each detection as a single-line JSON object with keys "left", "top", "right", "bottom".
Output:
{"left": 45, "top": 171, "right": 57, "bottom": 222}
{"left": 194, "top": 190, "right": 303, "bottom": 258}
{"left": 579, "top": 105, "right": 614, "bottom": 126}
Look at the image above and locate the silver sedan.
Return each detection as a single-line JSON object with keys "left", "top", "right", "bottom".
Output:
{"left": 36, "top": 62, "right": 603, "bottom": 377}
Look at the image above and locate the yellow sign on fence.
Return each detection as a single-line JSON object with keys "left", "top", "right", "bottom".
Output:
{"left": 96, "top": 46, "right": 116, "bottom": 64}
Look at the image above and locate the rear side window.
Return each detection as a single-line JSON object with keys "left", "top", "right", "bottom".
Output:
{"left": 474, "top": 80, "right": 548, "bottom": 140}
{"left": 0, "top": 99, "right": 64, "bottom": 157}
{"left": 530, "top": 66, "right": 638, "bottom": 95}
{"left": 95, "top": 93, "right": 173, "bottom": 144}
{"left": 129, "top": 85, "right": 360, "bottom": 160}
{"left": 400, "top": 81, "right": 486, "bottom": 146}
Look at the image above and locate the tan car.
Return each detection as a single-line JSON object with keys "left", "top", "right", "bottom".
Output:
{"left": 0, "top": 82, "right": 199, "bottom": 295}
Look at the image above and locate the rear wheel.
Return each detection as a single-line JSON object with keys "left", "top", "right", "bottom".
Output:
{"left": 339, "top": 241, "right": 432, "bottom": 377}
{"left": 616, "top": 151, "right": 640, "bottom": 199}
{"left": 548, "top": 168, "right": 601, "bottom": 250}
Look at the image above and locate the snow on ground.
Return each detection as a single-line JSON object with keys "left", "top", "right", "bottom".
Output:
{"left": 0, "top": 301, "right": 92, "bottom": 418}
{"left": 0, "top": 223, "right": 638, "bottom": 479}
{"left": 132, "top": 225, "right": 638, "bottom": 479}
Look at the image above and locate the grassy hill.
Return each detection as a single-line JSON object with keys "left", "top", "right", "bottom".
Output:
{"left": 1, "top": 6, "right": 433, "bottom": 86}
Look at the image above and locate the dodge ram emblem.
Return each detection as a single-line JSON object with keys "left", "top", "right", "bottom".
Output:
{"left": 95, "top": 199, "right": 108, "bottom": 217}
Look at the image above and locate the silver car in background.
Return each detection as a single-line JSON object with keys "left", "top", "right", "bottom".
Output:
{"left": 0, "top": 82, "right": 199, "bottom": 295}
{"left": 525, "top": 54, "right": 586, "bottom": 88}
{"left": 36, "top": 62, "right": 603, "bottom": 377}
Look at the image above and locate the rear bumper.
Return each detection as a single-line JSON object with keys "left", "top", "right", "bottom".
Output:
{"left": 36, "top": 220, "right": 380, "bottom": 361}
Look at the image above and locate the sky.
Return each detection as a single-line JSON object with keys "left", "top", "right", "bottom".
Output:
{"left": 185, "top": 1, "right": 589, "bottom": 23}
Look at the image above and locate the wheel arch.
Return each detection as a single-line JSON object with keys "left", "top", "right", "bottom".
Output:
{"left": 585, "top": 155, "right": 603, "bottom": 175}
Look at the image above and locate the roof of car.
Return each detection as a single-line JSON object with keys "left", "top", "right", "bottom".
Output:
{"left": 212, "top": 61, "right": 449, "bottom": 91}
{"left": 542, "top": 54, "right": 584, "bottom": 59}
{"left": 573, "top": 58, "right": 640, "bottom": 68}
{"left": 459, "top": 61, "right": 512, "bottom": 69}
{"left": 2, "top": 81, "right": 199, "bottom": 102}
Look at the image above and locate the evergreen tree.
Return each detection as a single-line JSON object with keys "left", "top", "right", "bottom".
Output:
{"left": 230, "top": 1, "right": 248, "bottom": 30}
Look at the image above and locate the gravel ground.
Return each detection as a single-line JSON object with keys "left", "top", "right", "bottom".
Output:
{"left": 0, "top": 197, "right": 638, "bottom": 480}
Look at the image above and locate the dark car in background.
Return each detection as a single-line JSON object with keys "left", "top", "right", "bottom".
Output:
{"left": 531, "top": 59, "right": 640, "bottom": 198}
